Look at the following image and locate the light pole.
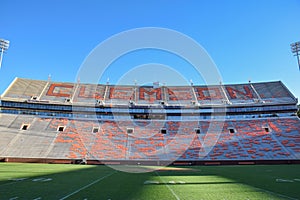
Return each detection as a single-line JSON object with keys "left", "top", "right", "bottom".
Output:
{"left": 291, "top": 41, "right": 300, "bottom": 70}
{"left": 0, "top": 39, "right": 10, "bottom": 69}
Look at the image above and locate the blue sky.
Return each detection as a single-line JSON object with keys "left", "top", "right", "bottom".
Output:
{"left": 0, "top": 0, "right": 300, "bottom": 99}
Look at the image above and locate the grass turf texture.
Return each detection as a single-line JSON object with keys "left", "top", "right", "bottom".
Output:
{"left": 0, "top": 163, "right": 299, "bottom": 200}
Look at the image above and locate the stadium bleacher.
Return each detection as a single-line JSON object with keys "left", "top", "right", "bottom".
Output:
{"left": 0, "top": 115, "right": 299, "bottom": 161}
{"left": 0, "top": 78, "right": 299, "bottom": 164}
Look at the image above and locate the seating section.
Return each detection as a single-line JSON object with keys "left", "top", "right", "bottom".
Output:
{"left": 0, "top": 113, "right": 18, "bottom": 127}
{"left": 224, "top": 84, "right": 258, "bottom": 104}
{"left": 179, "top": 118, "right": 300, "bottom": 160}
{"left": 194, "top": 86, "right": 226, "bottom": 105}
{"left": 1, "top": 113, "right": 299, "bottom": 161}
{"left": 42, "top": 82, "right": 77, "bottom": 102}
{"left": 126, "top": 120, "right": 165, "bottom": 160}
{"left": 267, "top": 118, "right": 300, "bottom": 156}
{"left": 137, "top": 87, "right": 162, "bottom": 104}
{"left": 105, "top": 86, "right": 135, "bottom": 105}
{"left": 1, "top": 78, "right": 47, "bottom": 100}
{"left": 165, "top": 87, "right": 195, "bottom": 105}
{"left": 253, "top": 81, "right": 296, "bottom": 103}
{"left": 0, "top": 115, "right": 57, "bottom": 158}
{"left": 90, "top": 121, "right": 128, "bottom": 160}
{"left": 2, "top": 78, "right": 296, "bottom": 106}
{"left": 73, "top": 84, "right": 106, "bottom": 103}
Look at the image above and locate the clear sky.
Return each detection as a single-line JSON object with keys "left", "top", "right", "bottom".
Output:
{"left": 1, "top": 0, "right": 300, "bottom": 99}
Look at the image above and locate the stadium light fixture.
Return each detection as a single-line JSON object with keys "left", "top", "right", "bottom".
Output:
{"left": 291, "top": 41, "right": 300, "bottom": 70}
{"left": 0, "top": 38, "right": 10, "bottom": 69}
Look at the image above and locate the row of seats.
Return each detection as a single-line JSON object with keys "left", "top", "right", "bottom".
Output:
{"left": 1, "top": 114, "right": 299, "bottom": 161}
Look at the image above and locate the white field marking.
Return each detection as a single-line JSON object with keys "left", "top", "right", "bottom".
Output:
{"left": 144, "top": 180, "right": 159, "bottom": 185}
{"left": 0, "top": 178, "right": 29, "bottom": 187}
{"left": 41, "top": 178, "right": 52, "bottom": 182}
{"left": 294, "top": 179, "right": 300, "bottom": 182}
{"left": 33, "top": 197, "right": 42, "bottom": 200}
{"left": 240, "top": 183, "right": 298, "bottom": 200}
{"left": 276, "top": 178, "right": 294, "bottom": 183}
{"left": 9, "top": 197, "right": 19, "bottom": 200}
{"left": 32, "top": 178, "right": 52, "bottom": 182}
{"left": 59, "top": 171, "right": 116, "bottom": 200}
{"left": 155, "top": 171, "right": 180, "bottom": 200}
{"left": 32, "top": 178, "right": 45, "bottom": 182}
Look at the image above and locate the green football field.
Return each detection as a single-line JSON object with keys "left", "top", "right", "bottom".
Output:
{"left": 0, "top": 163, "right": 299, "bottom": 200}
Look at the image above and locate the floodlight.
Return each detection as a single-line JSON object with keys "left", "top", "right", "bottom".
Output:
{"left": 291, "top": 41, "right": 300, "bottom": 70}
{"left": 0, "top": 38, "right": 10, "bottom": 69}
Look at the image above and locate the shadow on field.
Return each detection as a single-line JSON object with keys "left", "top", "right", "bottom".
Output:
{"left": 0, "top": 163, "right": 155, "bottom": 200}
{"left": 185, "top": 165, "right": 300, "bottom": 200}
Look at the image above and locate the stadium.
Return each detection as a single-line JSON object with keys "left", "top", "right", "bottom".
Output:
{"left": 1, "top": 0, "right": 300, "bottom": 198}
{"left": 0, "top": 77, "right": 300, "bottom": 199}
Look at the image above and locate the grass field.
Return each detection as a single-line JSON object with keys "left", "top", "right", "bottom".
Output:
{"left": 0, "top": 163, "right": 299, "bottom": 200}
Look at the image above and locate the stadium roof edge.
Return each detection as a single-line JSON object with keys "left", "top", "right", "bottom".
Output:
{"left": 9, "top": 77, "right": 286, "bottom": 87}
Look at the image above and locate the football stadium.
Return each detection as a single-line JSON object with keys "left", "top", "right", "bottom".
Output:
{"left": 1, "top": 1, "right": 300, "bottom": 199}
{"left": 0, "top": 77, "right": 300, "bottom": 199}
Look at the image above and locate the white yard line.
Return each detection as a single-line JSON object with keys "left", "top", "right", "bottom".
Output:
{"left": 59, "top": 171, "right": 116, "bottom": 200}
{"left": 0, "top": 178, "right": 29, "bottom": 187}
{"left": 155, "top": 171, "right": 180, "bottom": 200}
{"left": 8, "top": 197, "right": 19, "bottom": 200}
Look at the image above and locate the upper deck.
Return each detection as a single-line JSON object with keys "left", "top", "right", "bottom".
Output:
{"left": 1, "top": 78, "right": 297, "bottom": 107}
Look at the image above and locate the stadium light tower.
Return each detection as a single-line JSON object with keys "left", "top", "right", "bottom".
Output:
{"left": 291, "top": 41, "right": 300, "bottom": 70}
{"left": 0, "top": 38, "right": 10, "bottom": 69}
